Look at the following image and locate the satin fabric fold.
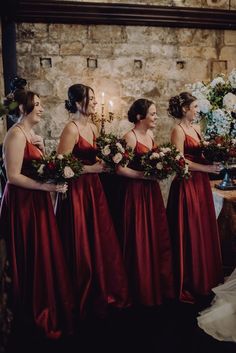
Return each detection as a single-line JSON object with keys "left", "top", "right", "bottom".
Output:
{"left": 120, "top": 141, "right": 175, "bottom": 306}
{"left": 167, "top": 134, "right": 223, "bottom": 303}
{"left": 0, "top": 142, "right": 75, "bottom": 338}
{"left": 56, "top": 134, "right": 130, "bottom": 319}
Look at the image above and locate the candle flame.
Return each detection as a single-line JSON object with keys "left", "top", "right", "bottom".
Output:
{"left": 109, "top": 100, "right": 113, "bottom": 113}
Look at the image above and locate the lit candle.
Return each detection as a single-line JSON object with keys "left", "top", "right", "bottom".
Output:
{"left": 109, "top": 100, "right": 113, "bottom": 113}
{"left": 101, "top": 92, "right": 105, "bottom": 105}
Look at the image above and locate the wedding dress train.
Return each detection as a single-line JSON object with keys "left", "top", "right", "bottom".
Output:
{"left": 197, "top": 268, "right": 236, "bottom": 342}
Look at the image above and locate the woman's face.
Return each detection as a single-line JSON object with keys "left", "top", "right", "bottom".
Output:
{"left": 27, "top": 95, "right": 44, "bottom": 124}
{"left": 86, "top": 90, "right": 97, "bottom": 116}
{"left": 143, "top": 104, "right": 157, "bottom": 129}
{"left": 185, "top": 100, "right": 198, "bottom": 122}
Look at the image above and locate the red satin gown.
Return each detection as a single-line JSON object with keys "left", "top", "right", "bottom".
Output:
{"left": 167, "top": 127, "right": 223, "bottom": 303}
{"left": 56, "top": 124, "right": 130, "bottom": 319}
{"left": 0, "top": 140, "right": 74, "bottom": 339}
{"left": 120, "top": 133, "right": 175, "bottom": 306}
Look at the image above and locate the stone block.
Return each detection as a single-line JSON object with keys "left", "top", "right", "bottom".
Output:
{"left": 230, "top": 0, "right": 236, "bottom": 9}
{"left": 178, "top": 46, "right": 217, "bottom": 59}
{"left": 114, "top": 43, "right": 150, "bottom": 57}
{"left": 30, "top": 80, "right": 54, "bottom": 97}
{"left": 32, "top": 43, "right": 59, "bottom": 56}
{"left": 49, "top": 24, "right": 88, "bottom": 43}
{"left": 16, "top": 42, "right": 32, "bottom": 55}
{"left": 220, "top": 46, "right": 236, "bottom": 60}
{"left": 150, "top": 44, "right": 178, "bottom": 58}
{"left": 126, "top": 26, "right": 178, "bottom": 44}
{"left": 17, "top": 56, "right": 41, "bottom": 79}
{"left": 60, "top": 42, "right": 84, "bottom": 55}
{"left": 80, "top": 43, "right": 114, "bottom": 57}
{"left": 173, "top": 0, "right": 202, "bottom": 6}
{"left": 224, "top": 30, "right": 236, "bottom": 45}
{"left": 202, "top": 0, "right": 229, "bottom": 9}
{"left": 88, "top": 25, "right": 127, "bottom": 43}
{"left": 17, "top": 23, "right": 48, "bottom": 40}
{"left": 176, "top": 28, "right": 217, "bottom": 47}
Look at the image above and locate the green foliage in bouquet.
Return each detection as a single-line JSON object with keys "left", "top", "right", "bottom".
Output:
{"left": 31, "top": 151, "right": 83, "bottom": 183}
{"left": 141, "top": 143, "right": 191, "bottom": 181}
{"left": 96, "top": 133, "right": 134, "bottom": 171}
{"left": 201, "top": 135, "right": 236, "bottom": 163}
{"left": 0, "top": 101, "right": 18, "bottom": 117}
{"left": 208, "top": 81, "right": 234, "bottom": 110}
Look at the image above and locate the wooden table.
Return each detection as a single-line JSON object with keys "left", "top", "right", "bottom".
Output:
{"left": 210, "top": 180, "right": 236, "bottom": 274}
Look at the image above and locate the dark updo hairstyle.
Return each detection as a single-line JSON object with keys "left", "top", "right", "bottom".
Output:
{"left": 9, "top": 75, "right": 27, "bottom": 92}
{"left": 5, "top": 89, "right": 39, "bottom": 119}
{"left": 65, "top": 84, "right": 94, "bottom": 114}
{"left": 168, "top": 92, "right": 196, "bottom": 119}
{"left": 128, "top": 98, "right": 154, "bottom": 123}
{"left": 3, "top": 76, "right": 28, "bottom": 125}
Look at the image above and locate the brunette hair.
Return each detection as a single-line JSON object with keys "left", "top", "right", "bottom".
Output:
{"left": 4, "top": 89, "right": 39, "bottom": 118}
{"left": 168, "top": 92, "right": 196, "bottom": 119}
{"left": 128, "top": 98, "right": 154, "bottom": 123}
{"left": 65, "top": 84, "right": 94, "bottom": 114}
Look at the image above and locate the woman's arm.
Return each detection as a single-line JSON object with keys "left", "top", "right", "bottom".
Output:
{"left": 4, "top": 129, "right": 66, "bottom": 192}
{"left": 171, "top": 126, "right": 220, "bottom": 174}
{"left": 57, "top": 122, "right": 104, "bottom": 174}
{"left": 117, "top": 165, "right": 144, "bottom": 179}
{"left": 116, "top": 130, "right": 145, "bottom": 179}
{"left": 57, "top": 122, "right": 78, "bottom": 155}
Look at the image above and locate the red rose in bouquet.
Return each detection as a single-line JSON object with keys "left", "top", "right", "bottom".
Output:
{"left": 31, "top": 151, "right": 83, "bottom": 183}
{"left": 96, "top": 133, "right": 134, "bottom": 171}
{"left": 201, "top": 135, "right": 236, "bottom": 163}
{"left": 141, "top": 143, "right": 191, "bottom": 180}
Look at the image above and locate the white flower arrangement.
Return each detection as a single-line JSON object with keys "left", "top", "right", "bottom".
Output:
{"left": 187, "top": 68, "right": 236, "bottom": 138}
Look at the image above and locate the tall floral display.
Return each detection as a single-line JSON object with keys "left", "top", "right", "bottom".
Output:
{"left": 187, "top": 68, "right": 236, "bottom": 138}
{"left": 188, "top": 69, "right": 236, "bottom": 189}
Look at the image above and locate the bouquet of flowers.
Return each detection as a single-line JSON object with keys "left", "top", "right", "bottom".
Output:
{"left": 96, "top": 133, "right": 134, "bottom": 171}
{"left": 141, "top": 143, "right": 191, "bottom": 180}
{"left": 187, "top": 68, "right": 236, "bottom": 138}
{"left": 201, "top": 135, "right": 236, "bottom": 163}
{"left": 31, "top": 151, "right": 83, "bottom": 183}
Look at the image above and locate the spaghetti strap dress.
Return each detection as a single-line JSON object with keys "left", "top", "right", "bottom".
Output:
{"left": 0, "top": 126, "right": 75, "bottom": 339}
{"left": 56, "top": 122, "right": 130, "bottom": 319}
{"left": 167, "top": 125, "right": 223, "bottom": 303}
{"left": 119, "top": 130, "right": 175, "bottom": 306}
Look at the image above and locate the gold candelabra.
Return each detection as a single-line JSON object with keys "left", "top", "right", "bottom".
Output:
{"left": 91, "top": 93, "right": 114, "bottom": 133}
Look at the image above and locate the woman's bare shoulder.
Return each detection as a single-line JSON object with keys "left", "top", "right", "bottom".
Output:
{"left": 90, "top": 122, "right": 98, "bottom": 135}
{"left": 62, "top": 121, "right": 79, "bottom": 134}
{"left": 147, "top": 129, "right": 154, "bottom": 138}
{"left": 171, "top": 124, "right": 184, "bottom": 135}
{"left": 5, "top": 125, "right": 25, "bottom": 141}
{"left": 193, "top": 123, "right": 201, "bottom": 133}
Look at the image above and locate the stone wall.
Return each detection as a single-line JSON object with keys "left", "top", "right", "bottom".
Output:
{"left": 0, "top": 0, "right": 231, "bottom": 201}
{"left": 16, "top": 24, "right": 236, "bottom": 142}
{"left": 15, "top": 21, "right": 236, "bottom": 202}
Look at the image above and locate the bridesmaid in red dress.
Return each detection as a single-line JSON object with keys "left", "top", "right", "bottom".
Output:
{"left": 55, "top": 84, "right": 130, "bottom": 319}
{"left": 0, "top": 89, "right": 74, "bottom": 338}
{"left": 166, "top": 92, "right": 223, "bottom": 303}
{"left": 117, "top": 98, "right": 175, "bottom": 306}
